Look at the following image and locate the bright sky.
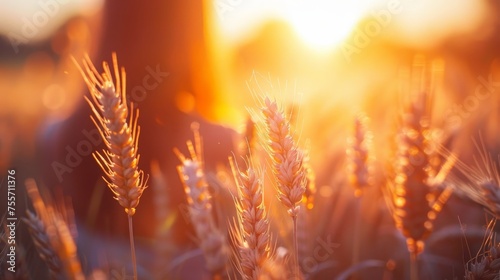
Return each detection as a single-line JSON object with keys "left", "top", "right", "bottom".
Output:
{"left": 214, "top": 0, "right": 490, "bottom": 50}
{"left": 0, "top": 0, "right": 102, "bottom": 43}
{"left": 0, "top": 0, "right": 490, "bottom": 50}
{"left": 215, "top": 0, "right": 375, "bottom": 48}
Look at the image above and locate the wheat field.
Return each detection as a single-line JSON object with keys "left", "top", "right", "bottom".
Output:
{"left": 1, "top": 53, "right": 498, "bottom": 280}
{"left": 1, "top": 1, "right": 500, "bottom": 280}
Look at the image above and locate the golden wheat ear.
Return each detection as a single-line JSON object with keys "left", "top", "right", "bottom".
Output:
{"left": 386, "top": 57, "right": 453, "bottom": 256}
{"left": 261, "top": 96, "right": 306, "bottom": 219}
{"left": 73, "top": 53, "right": 148, "bottom": 280}
{"left": 382, "top": 57, "right": 455, "bottom": 280}
{"left": 465, "top": 220, "right": 500, "bottom": 280}
{"left": 259, "top": 96, "right": 306, "bottom": 278}
{"left": 72, "top": 53, "right": 148, "bottom": 217}
{"left": 229, "top": 156, "right": 272, "bottom": 280}
{"left": 347, "top": 113, "right": 372, "bottom": 197}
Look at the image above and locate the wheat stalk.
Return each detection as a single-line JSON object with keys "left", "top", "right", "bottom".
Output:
{"left": 73, "top": 53, "right": 148, "bottom": 280}
{"left": 230, "top": 157, "right": 271, "bottom": 280}
{"left": 73, "top": 53, "right": 148, "bottom": 216}
{"left": 261, "top": 96, "right": 306, "bottom": 278}
{"left": 261, "top": 97, "right": 306, "bottom": 219}
{"left": 385, "top": 57, "right": 453, "bottom": 280}
{"left": 23, "top": 179, "right": 83, "bottom": 280}
{"left": 175, "top": 123, "right": 228, "bottom": 276}
{"left": 346, "top": 113, "right": 373, "bottom": 273}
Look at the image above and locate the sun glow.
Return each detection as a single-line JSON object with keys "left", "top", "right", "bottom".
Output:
{"left": 285, "top": 1, "right": 371, "bottom": 51}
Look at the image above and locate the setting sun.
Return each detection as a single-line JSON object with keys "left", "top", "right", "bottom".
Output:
{"left": 214, "top": 0, "right": 380, "bottom": 52}
{"left": 285, "top": 1, "right": 368, "bottom": 51}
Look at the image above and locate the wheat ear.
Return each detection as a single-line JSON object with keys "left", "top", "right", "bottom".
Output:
{"left": 444, "top": 134, "right": 500, "bottom": 218}
{"left": 73, "top": 53, "right": 148, "bottom": 280}
{"left": 24, "top": 211, "right": 64, "bottom": 279}
{"left": 346, "top": 113, "right": 373, "bottom": 272}
{"left": 465, "top": 220, "right": 500, "bottom": 280}
{"left": 261, "top": 97, "right": 306, "bottom": 219}
{"left": 466, "top": 243, "right": 500, "bottom": 280}
{"left": 230, "top": 157, "right": 271, "bottom": 280}
{"left": 73, "top": 53, "right": 148, "bottom": 216}
{"left": 261, "top": 96, "right": 306, "bottom": 278}
{"left": 386, "top": 58, "right": 453, "bottom": 280}
{"left": 23, "top": 179, "right": 83, "bottom": 280}
{"left": 151, "top": 160, "right": 176, "bottom": 278}
{"left": 347, "top": 113, "right": 372, "bottom": 197}
{"left": 175, "top": 124, "right": 228, "bottom": 276}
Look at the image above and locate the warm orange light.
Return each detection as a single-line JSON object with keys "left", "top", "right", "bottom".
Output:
{"left": 175, "top": 90, "right": 195, "bottom": 113}
{"left": 285, "top": 1, "right": 368, "bottom": 52}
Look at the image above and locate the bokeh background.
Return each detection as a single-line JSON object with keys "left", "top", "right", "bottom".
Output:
{"left": 1, "top": 0, "right": 500, "bottom": 279}
{"left": 1, "top": 0, "right": 499, "bottom": 171}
